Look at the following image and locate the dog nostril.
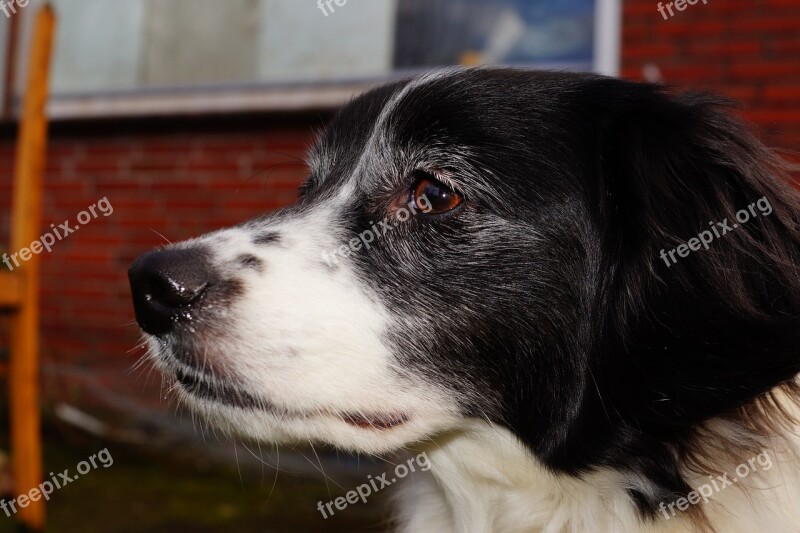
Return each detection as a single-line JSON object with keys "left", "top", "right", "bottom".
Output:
{"left": 147, "top": 272, "right": 207, "bottom": 308}
{"left": 128, "top": 248, "right": 213, "bottom": 336}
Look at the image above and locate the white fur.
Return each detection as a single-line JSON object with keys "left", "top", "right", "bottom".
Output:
{"left": 394, "top": 405, "right": 800, "bottom": 532}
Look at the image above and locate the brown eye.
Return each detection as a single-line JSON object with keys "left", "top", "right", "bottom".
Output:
{"left": 412, "top": 173, "right": 462, "bottom": 214}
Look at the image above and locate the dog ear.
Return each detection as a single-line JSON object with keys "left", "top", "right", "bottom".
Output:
{"left": 554, "top": 82, "right": 800, "bottom": 516}
{"left": 592, "top": 83, "right": 800, "bottom": 429}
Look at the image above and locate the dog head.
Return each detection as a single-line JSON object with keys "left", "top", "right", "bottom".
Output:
{"left": 129, "top": 67, "right": 800, "bottom": 511}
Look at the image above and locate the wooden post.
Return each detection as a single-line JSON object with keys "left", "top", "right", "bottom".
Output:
{"left": 8, "top": 5, "right": 55, "bottom": 530}
{"left": 2, "top": 7, "right": 20, "bottom": 120}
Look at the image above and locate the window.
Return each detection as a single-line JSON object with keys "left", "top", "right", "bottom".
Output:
{"left": 1, "top": 0, "right": 620, "bottom": 118}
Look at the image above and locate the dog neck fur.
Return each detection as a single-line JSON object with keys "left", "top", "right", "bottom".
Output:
{"left": 394, "top": 410, "right": 800, "bottom": 533}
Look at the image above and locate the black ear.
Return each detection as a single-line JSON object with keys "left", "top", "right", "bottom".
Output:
{"left": 553, "top": 80, "right": 800, "bottom": 515}
{"left": 594, "top": 85, "right": 800, "bottom": 423}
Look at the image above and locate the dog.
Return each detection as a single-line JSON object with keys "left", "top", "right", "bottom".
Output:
{"left": 128, "top": 67, "right": 800, "bottom": 532}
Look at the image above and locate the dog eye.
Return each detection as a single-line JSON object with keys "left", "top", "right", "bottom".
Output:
{"left": 411, "top": 172, "right": 462, "bottom": 214}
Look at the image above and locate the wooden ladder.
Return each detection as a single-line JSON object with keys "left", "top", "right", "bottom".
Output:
{"left": 0, "top": 5, "right": 54, "bottom": 531}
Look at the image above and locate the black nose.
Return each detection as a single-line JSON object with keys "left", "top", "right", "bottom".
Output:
{"left": 128, "top": 248, "right": 213, "bottom": 335}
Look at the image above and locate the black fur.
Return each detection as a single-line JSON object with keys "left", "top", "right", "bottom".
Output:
{"left": 305, "top": 68, "right": 800, "bottom": 515}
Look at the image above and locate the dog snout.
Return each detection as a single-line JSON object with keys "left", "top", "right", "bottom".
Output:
{"left": 128, "top": 248, "right": 213, "bottom": 335}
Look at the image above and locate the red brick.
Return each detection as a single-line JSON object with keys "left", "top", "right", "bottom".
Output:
{"left": 624, "top": 43, "right": 677, "bottom": 59}
{"left": 772, "top": 38, "right": 800, "bottom": 53}
{"left": 764, "top": 85, "right": 800, "bottom": 101}
{"left": 208, "top": 177, "right": 266, "bottom": 190}
{"left": 150, "top": 182, "right": 203, "bottom": 193}
{"left": 141, "top": 141, "right": 195, "bottom": 155}
{"left": 84, "top": 142, "right": 140, "bottom": 156}
{"left": 742, "top": 109, "right": 800, "bottom": 124}
{"left": 167, "top": 199, "right": 214, "bottom": 209}
{"left": 656, "top": 21, "right": 725, "bottom": 37}
{"left": 731, "top": 61, "right": 800, "bottom": 79}
{"left": 720, "top": 86, "right": 759, "bottom": 102}
{"left": 195, "top": 140, "right": 255, "bottom": 153}
{"left": 129, "top": 158, "right": 179, "bottom": 172}
{"left": 731, "top": 17, "right": 800, "bottom": 32}
{"left": 688, "top": 41, "right": 761, "bottom": 56}
{"left": 73, "top": 158, "right": 121, "bottom": 173}
{"left": 660, "top": 65, "right": 726, "bottom": 82}
{"left": 764, "top": 0, "right": 800, "bottom": 7}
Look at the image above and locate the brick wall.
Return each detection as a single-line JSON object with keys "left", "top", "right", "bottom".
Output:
{"left": 622, "top": 0, "right": 800, "bottom": 153}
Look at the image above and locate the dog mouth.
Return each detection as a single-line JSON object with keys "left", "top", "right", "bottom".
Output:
{"left": 174, "top": 369, "right": 409, "bottom": 431}
{"left": 175, "top": 369, "right": 265, "bottom": 410}
{"left": 341, "top": 413, "right": 409, "bottom": 430}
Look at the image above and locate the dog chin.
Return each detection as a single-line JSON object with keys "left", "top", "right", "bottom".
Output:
{"left": 146, "top": 339, "right": 455, "bottom": 454}
{"left": 172, "top": 385, "right": 455, "bottom": 455}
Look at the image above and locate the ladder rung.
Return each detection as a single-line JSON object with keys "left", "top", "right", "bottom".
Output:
{"left": 0, "top": 271, "right": 23, "bottom": 308}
